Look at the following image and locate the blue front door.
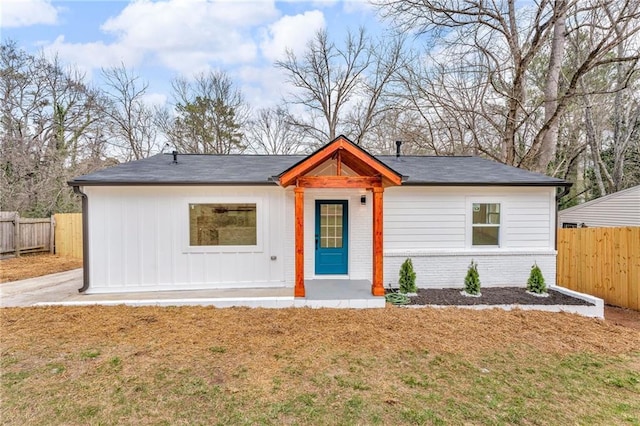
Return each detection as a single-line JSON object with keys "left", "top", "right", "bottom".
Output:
{"left": 315, "top": 200, "right": 348, "bottom": 275}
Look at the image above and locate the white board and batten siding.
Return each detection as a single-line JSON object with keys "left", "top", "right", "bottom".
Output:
{"left": 85, "top": 186, "right": 288, "bottom": 294}
{"left": 85, "top": 184, "right": 558, "bottom": 293}
{"left": 383, "top": 186, "right": 557, "bottom": 288}
{"left": 558, "top": 185, "right": 640, "bottom": 228}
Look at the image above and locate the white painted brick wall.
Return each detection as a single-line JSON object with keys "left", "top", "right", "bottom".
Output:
{"left": 384, "top": 250, "right": 557, "bottom": 289}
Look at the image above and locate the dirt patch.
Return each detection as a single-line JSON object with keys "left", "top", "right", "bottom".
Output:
{"left": 0, "top": 254, "right": 82, "bottom": 283}
{"left": 403, "top": 287, "right": 593, "bottom": 306}
{"left": 605, "top": 305, "right": 640, "bottom": 331}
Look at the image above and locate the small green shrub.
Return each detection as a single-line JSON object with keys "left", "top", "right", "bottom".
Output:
{"left": 464, "top": 260, "right": 481, "bottom": 295}
{"left": 527, "top": 263, "right": 547, "bottom": 294}
{"left": 399, "top": 258, "right": 417, "bottom": 294}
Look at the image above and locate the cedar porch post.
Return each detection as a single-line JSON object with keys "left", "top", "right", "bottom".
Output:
{"left": 372, "top": 186, "right": 384, "bottom": 296}
{"left": 294, "top": 187, "right": 305, "bottom": 297}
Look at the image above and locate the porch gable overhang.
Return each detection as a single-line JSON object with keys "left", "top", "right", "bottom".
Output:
{"left": 277, "top": 135, "right": 403, "bottom": 188}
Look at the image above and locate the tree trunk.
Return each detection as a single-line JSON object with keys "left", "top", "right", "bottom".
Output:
{"left": 532, "top": 0, "right": 568, "bottom": 173}
{"left": 584, "top": 104, "right": 607, "bottom": 196}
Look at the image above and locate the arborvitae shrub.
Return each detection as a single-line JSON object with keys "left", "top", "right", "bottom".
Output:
{"left": 527, "top": 263, "right": 547, "bottom": 294}
{"left": 399, "top": 258, "right": 417, "bottom": 294}
{"left": 464, "top": 260, "right": 481, "bottom": 295}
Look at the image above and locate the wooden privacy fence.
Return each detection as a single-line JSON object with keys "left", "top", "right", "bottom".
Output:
{"left": 0, "top": 212, "right": 55, "bottom": 257}
{"left": 557, "top": 227, "right": 640, "bottom": 310}
{"left": 53, "top": 213, "right": 83, "bottom": 259}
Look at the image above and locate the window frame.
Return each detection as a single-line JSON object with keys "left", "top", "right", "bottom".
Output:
{"left": 467, "top": 199, "right": 503, "bottom": 248}
{"left": 184, "top": 197, "right": 263, "bottom": 253}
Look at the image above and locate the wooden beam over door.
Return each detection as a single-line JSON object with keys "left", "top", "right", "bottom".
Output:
{"left": 297, "top": 176, "right": 382, "bottom": 189}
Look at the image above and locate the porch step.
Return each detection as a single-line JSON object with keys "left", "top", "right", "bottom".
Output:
{"left": 299, "top": 279, "right": 385, "bottom": 308}
{"left": 294, "top": 298, "right": 385, "bottom": 308}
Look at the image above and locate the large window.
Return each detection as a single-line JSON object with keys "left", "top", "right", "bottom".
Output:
{"left": 472, "top": 203, "right": 500, "bottom": 246}
{"left": 189, "top": 203, "right": 257, "bottom": 246}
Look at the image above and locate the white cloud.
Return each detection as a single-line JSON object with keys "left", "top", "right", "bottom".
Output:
{"left": 238, "top": 65, "right": 290, "bottom": 109}
{"left": 309, "top": 0, "right": 339, "bottom": 8}
{"left": 259, "top": 10, "right": 325, "bottom": 62}
{"left": 142, "top": 92, "right": 168, "bottom": 108}
{"left": 45, "top": 36, "right": 141, "bottom": 74}
{"left": 100, "top": 0, "right": 277, "bottom": 72}
{"left": 1, "top": 0, "right": 58, "bottom": 28}
{"left": 44, "top": 0, "right": 279, "bottom": 75}
{"left": 342, "top": 0, "right": 375, "bottom": 14}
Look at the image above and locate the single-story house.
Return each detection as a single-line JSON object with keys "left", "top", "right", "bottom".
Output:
{"left": 558, "top": 185, "right": 640, "bottom": 228}
{"left": 69, "top": 136, "right": 570, "bottom": 297}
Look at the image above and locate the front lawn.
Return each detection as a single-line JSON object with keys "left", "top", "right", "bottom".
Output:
{"left": 1, "top": 306, "right": 639, "bottom": 425}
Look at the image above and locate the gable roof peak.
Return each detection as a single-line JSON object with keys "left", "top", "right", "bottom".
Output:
{"left": 277, "top": 135, "right": 403, "bottom": 187}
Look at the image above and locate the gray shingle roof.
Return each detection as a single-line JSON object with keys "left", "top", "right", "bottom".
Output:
{"left": 69, "top": 153, "right": 569, "bottom": 187}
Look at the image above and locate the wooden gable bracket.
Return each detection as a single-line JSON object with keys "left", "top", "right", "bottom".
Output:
{"left": 278, "top": 135, "right": 403, "bottom": 188}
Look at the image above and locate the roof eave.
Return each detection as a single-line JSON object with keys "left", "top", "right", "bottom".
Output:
{"left": 67, "top": 180, "right": 280, "bottom": 187}
{"left": 400, "top": 181, "right": 572, "bottom": 187}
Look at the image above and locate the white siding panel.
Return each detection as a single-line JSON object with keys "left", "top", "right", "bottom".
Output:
{"left": 86, "top": 184, "right": 557, "bottom": 293}
{"left": 383, "top": 186, "right": 556, "bottom": 287}
{"left": 384, "top": 187, "right": 466, "bottom": 251}
{"left": 558, "top": 185, "right": 640, "bottom": 227}
{"left": 86, "top": 186, "right": 289, "bottom": 294}
{"left": 385, "top": 186, "right": 555, "bottom": 250}
{"left": 284, "top": 190, "right": 295, "bottom": 286}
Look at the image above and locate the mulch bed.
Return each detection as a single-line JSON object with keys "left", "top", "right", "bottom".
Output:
{"left": 388, "top": 287, "right": 593, "bottom": 306}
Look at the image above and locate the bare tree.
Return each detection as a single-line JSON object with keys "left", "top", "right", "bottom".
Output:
{"left": 161, "top": 71, "right": 250, "bottom": 154}
{"left": 1, "top": 41, "right": 111, "bottom": 216}
{"left": 522, "top": 0, "right": 640, "bottom": 172}
{"left": 100, "top": 64, "right": 159, "bottom": 160}
{"left": 378, "top": 0, "right": 640, "bottom": 173}
{"left": 246, "top": 107, "right": 305, "bottom": 155}
{"left": 276, "top": 27, "right": 406, "bottom": 148}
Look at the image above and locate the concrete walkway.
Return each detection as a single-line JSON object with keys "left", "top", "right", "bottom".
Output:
{"left": 0, "top": 271, "right": 385, "bottom": 308}
{"left": 1, "top": 269, "right": 83, "bottom": 307}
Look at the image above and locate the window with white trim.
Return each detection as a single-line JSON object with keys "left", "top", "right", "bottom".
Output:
{"left": 472, "top": 203, "right": 500, "bottom": 246}
{"left": 189, "top": 203, "right": 257, "bottom": 246}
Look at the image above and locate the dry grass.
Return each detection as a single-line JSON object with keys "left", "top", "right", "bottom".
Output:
{"left": 2, "top": 306, "right": 639, "bottom": 425}
{"left": 1, "top": 256, "right": 639, "bottom": 423}
{"left": 0, "top": 254, "right": 82, "bottom": 283}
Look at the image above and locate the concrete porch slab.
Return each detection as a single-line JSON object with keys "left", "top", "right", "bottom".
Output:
{"left": 295, "top": 279, "right": 386, "bottom": 308}
{"left": 2, "top": 271, "right": 385, "bottom": 309}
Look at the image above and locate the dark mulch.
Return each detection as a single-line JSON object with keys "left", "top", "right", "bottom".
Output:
{"left": 387, "top": 287, "right": 594, "bottom": 306}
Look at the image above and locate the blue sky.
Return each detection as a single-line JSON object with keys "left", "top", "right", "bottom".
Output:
{"left": 1, "top": 0, "right": 385, "bottom": 109}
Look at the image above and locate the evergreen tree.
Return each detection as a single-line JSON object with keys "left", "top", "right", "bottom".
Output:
{"left": 399, "top": 258, "right": 417, "bottom": 294}
{"left": 527, "top": 263, "right": 547, "bottom": 294}
{"left": 464, "top": 260, "right": 481, "bottom": 295}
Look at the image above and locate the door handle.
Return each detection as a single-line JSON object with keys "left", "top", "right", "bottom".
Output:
{"left": 315, "top": 235, "right": 318, "bottom": 249}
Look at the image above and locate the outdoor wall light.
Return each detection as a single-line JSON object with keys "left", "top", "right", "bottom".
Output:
{"left": 361, "top": 195, "right": 367, "bottom": 205}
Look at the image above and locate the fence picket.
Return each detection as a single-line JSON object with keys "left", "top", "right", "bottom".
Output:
{"left": 53, "top": 213, "right": 83, "bottom": 259}
{"left": 0, "top": 212, "right": 53, "bottom": 257}
{"left": 557, "top": 227, "right": 640, "bottom": 310}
